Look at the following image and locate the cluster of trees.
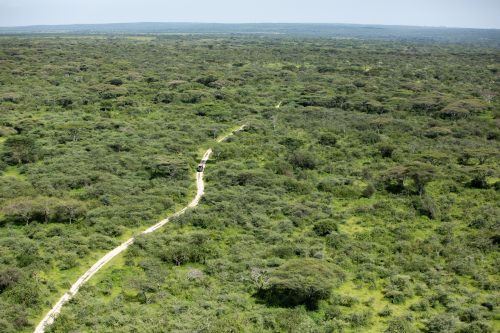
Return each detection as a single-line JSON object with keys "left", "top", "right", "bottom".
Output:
{"left": 0, "top": 34, "right": 498, "bottom": 332}
{"left": 2, "top": 196, "right": 86, "bottom": 225}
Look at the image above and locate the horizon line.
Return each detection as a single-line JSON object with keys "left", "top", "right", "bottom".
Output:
{"left": 1, "top": 21, "right": 499, "bottom": 31}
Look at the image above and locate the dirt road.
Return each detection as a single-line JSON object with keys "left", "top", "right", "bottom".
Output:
{"left": 34, "top": 125, "right": 245, "bottom": 333}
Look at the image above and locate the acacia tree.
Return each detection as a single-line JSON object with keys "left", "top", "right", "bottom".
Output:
{"left": 2, "top": 197, "right": 86, "bottom": 224}
{"left": 256, "top": 258, "right": 336, "bottom": 310}
{"left": 406, "top": 162, "right": 436, "bottom": 195}
{"left": 1, "top": 197, "right": 41, "bottom": 225}
{"left": 54, "top": 199, "right": 86, "bottom": 224}
{"left": 3, "top": 136, "right": 38, "bottom": 165}
{"left": 381, "top": 162, "right": 435, "bottom": 195}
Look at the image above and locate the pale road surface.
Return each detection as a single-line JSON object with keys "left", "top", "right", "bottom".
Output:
{"left": 34, "top": 125, "right": 246, "bottom": 333}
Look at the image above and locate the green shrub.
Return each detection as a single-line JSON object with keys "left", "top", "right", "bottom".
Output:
{"left": 0, "top": 268, "right": 23, "bottom": 292}
{"left": 410, "top": 96, "right": 444, "bottom": 115}
{"left": 378, "top": 305, "right": 392, "bottom": 317}
{"left": 345, "top": 310, "right": 372, "bottom": 327}
{"left": 379, "top": 145, "right": 395, "bottom": 158}
{"left": 332, "top": 294, "right": 359, "bottom": 307}
{"left": 458, "top": 322, "right": 493, "bottom": 333}
{"left": 325, "top": 232, "right": 347, "bottom": 249}
{"left": 318, "top": 133, "right": 337, "bottom": 146}
{"left": 313, "top": 219, "right": 338, "bottom": 236}
{"left": 4, "top": 279, "right": 41, "bottom": 306}
{"left": 289, "top": 150, "right": 317, "bottom": 169}
{"left": 385, "top": 315, "right": 418, "bottom": 333}
{"left": 147, "top": 156, "right": 189, "bottom": 179}
{"left": 361, "top": 183, "right": 376, "bottom": 198}
{"left": 58, "top": 253, "right": 79, "bottom": 270}
{"left": 413, "top": 194, "right": 439, "bottom": 219}
{"left": 425, "top": 314, "right": 457, "bottom": 333}
{"left": 361, "top": 132, "right": 381, "bottom": 144}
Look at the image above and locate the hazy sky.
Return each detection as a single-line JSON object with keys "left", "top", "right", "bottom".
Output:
{"left": 0, "top": 0, "right": 499, "bottom": 29}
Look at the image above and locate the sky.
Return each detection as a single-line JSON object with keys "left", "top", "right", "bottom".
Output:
{"left": 0, "top": 0, "right": 499, "bottom": 29}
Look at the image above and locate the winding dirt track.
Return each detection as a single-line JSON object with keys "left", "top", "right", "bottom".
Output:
{"left": 34, "top": 125, "right": 246, "bottom": 333}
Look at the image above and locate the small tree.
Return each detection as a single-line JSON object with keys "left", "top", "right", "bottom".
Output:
{"left": 380, "top": 166, "right": 408, "bottom": 194}
{"left": 54, "top": 199, "right": 86, "bottom": 224}
{"left": 406, "top": 162, "right": 435, "bottom": 195}
{"left": 380, "top": 163, "right": 435, "bottom": 195}
{"left": 2, "top": 197, "right": 42, "bottom": 225}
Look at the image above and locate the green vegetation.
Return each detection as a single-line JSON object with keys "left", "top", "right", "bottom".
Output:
{"left": 0, "top": 34, "right": 498, "bottom": 332}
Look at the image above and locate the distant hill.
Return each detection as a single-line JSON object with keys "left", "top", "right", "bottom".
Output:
{"left": 1, "top": 22, "right": 499, "bottom": 46}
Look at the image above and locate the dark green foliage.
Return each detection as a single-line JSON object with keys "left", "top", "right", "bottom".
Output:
{"left": 56, "top": 97, "right": 73, "bottom": 108}
{"left": 196, "top": 75, "right": 218, "bottom": 87}
{"left": 108, "top": 78, "right": 124, "bottom": 86}
{"left": 0, "top": 34, "right": 498, "bottom": 332}
{"left": 361, "top": 183, "right": 376, "bottom": 198}
{"left": 147, "top": 156, "right": 189, "bottom": 180}
{"left": 154, "top": 91, "right": 175, "bottom": 104}
{"left": 361, "top": 132, "right": 381, "bottom": 144}
{"left": 469, "top": 169, "right": 492, "bottom": 189}
{"left": 413, "top": 194, "right": 439, "bottom": 219}
{"left": 135, "top": 232, "right": 218, "bottom": 266}
{"left": 0, "top": 268, "right": 23, "bottom": 292}
{"left": 313, "top": 219, "right": 338, "bottom": 236}
{"left": 380, "top": 163, "right": 435, "bottom": 195}
{"left": 318, "top": 133, "right": 337, "bottom": 146}
{"left": 379, "top": 145, "right": 394, "bottom": 158}
{"left": 357, "top": 100, "right": 389, "bottom": 114}
{"left": 384, "top": 275, "right": 413, "bottom": 304}
{"left": 57, "top": 253, "right": 78, "bottom": 270}
{"left": 4, "top": 278, "right": 41, "bottom": 306}
{"left": 2, "top": 135, "right": 38, "bottom": 165}
{"left": 289, "top": 150, "right": 317, "bottom": 169}
{"left": 0, "top": 300, "right": 30, "bottom": 332}
{"left": 256, "top": 259, "right": 335, "bottom": 310}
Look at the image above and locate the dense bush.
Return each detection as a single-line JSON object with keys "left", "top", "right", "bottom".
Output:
{"left": 425, "top": 314, "right": 458, "bottom": 333}
{"left": 0, "top": 34, "right": 497, "bottom": 332}
{"left": 313, "top": 219, "right": 338, "bottom": 236}
{"left": 289, "top": 150, "right": 317, "bottom": 169}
